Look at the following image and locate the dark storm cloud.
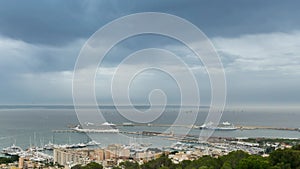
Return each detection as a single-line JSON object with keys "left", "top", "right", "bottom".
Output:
{"left": 0, "top": 1, "right": 124, "bottom": 45}
{"left": 1, "top": 0, "right": 300, "bottom": 46}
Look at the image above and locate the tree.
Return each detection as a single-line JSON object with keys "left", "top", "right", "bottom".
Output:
{"left": 292, "top": 144, "right": 300, "bottom": 151}
{"left": 112, "top": 166, "right": 122, "bottom": 169}
{"left": 269, "top": 148, "right": 300, "bottom": 168}
{"left": 180, "top": 160, "right": 192, "bottom": 169}
{"left": 0, "top": 155, "right": 19, "bottom": 164}
{"left": 71, "top": 162, "right": 103, "bottom": 169}
{"left": 71, "top": 164, "right": 83, "bottom": 169}
{"left": 219, "top": 150, "right": 249, "bottom": 169}
{"left": 182, "top": 156, "right": 220, "bottom": 169}
{"left": 84, "top": 162, "right": 103, "bottom": 169}
{"left": 141, "top": 154, "right": 176, "bottom": 169}
{"left": 236, "top": 155, "right": 269, "bottom": 169}
{"left": 220, "top": 162, "right": 232, "bottom": 169}
{"left": 198, "top": 166, "right": 210, "bottom": 169}
{"left": 159, "top": 167, "right": 170, "bottom": 169}
{"left": 119, "top": 161, "right": 140, "bottom": 169}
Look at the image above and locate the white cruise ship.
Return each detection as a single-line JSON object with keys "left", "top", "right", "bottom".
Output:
{"left": 199, "top": 121, "right": 237, "bottom": 131}
{"left": 72, "top": 122, "right": 119, "bottom": 133}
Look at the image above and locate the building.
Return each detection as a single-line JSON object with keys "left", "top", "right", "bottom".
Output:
{"left": 91, "top": 146, "right": 130, "bottom": 161}
{"left": 53, "top": 148, "right": 92, "bottom": 166}
{"left": 18, "top": 157, "right": 24, "bottom": 169}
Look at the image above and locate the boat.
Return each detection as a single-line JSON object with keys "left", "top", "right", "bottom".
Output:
{"left": 122, "top": 122, "right": 134, "bottom": 126}
{"left": 200, "top": 121, "right": 237, "bottom": 131}
{"left": 44, "top": 141, "right": 55, "bottom": 150}
{"left": 170, "top": 142, "right": 192, "bottom": 151}
{"left": 86, "top": 140, "right": 101, "bottom": 146}
{"left": 28, "top": 146, "right": 44, "bottom": 152}
{"left": 18, "top": 151, "right": 33, "bottom": 158}
{"left": 1, "top": 144, "right": 24, "bottom": 156}
{"left": 72, "top": 122, "right": 119, "bottom": 133}
{"left": 45, "top": 141, "right": 99, "bottom": 149}
{"left": 76, "top": 143, "right": 87, "bottom": 148}
{"left": 30, "top": 156, "right": 46, "bottom": 162}
{"left": 216, "top": 121, "right": 237, "bottom": 130}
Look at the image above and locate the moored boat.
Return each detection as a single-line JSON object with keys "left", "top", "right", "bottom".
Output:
{"left": 1, "top": 144, "right": 23, "bottom": 156}
{"left": 72, "top": 122, "right": 119, "bottom": 133}
{"left": 199, "top": 121, "right": 237, "bottom": 131}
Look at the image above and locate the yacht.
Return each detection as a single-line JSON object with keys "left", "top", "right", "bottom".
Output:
{"left": 44, "top": 141, "right": 55, "bottom": 150}
{"left": 1, "top": 144, "right": 23, "bottom": 156}
{"left": 86, "top": 140, "right": 101, "bottom": 146}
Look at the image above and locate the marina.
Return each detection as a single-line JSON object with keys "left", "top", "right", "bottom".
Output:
{"left": 0, "top": 140, "right": 102, "bottom": 164}
{"left": 1, "top": 108, "right": 299, "bottom": 163}
{"left": 2, "top": 132, "right": 299, "bottom": 168}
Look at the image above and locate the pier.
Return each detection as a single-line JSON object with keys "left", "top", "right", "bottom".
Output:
{"left": 52, "top": 123, "right": 300, "bottom": 133}
{"left": 234, "top": 125, "right": 299, "bottom": 131}
{"left": 52, "top": 129, "right": 79, "bottom": 133}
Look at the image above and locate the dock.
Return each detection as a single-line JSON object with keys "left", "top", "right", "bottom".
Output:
{"left": 235, "top": 125, "right": 299, "bottom": 131}
{"left": 52, "top": 123, "right": 300, "bottom": 133}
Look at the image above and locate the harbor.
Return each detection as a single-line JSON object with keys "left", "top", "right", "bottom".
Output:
{"left": 1, "top": 109, "right": 299, "bottom": 168}
{"left": 51, "top": 122, "right": 300, "bottom": 133}
{"left": 1, "top": 120, "right": 300, "bottom": 168}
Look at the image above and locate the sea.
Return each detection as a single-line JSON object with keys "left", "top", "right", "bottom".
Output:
{"left": 0, "top": 105, "right": 299, "bottom": 154}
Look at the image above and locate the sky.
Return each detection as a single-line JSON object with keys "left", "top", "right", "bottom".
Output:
{"left": 0, "top": 0, "right": 299, "bottom": 107}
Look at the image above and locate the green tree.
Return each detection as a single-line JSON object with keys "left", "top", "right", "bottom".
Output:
{"left": 0, "top": 155, "right": 19, "bottom": 164}
{"left": 269, "top": 148, "right": 300, "bottom": 168}
{"left": 180, "top": 160, "right": 192, "bottom": 169}
{"left": 220, "top": 162, "right": 232, "bottom": 169}
{"left": 112, "top": 166, "right": 122, "bottom": 169}
{"left": 141, "top": 154, "right": 175, "bottom": 169}
{"left": 119, "top": 161, "right": 140, "bottom": 169}
{"left": 71, "top": 164, "right": 83, "bottom": 169}
{"left": 183, "top": 156, "right": 220, "bottom": 169}
{"left": 269, "top": 162, "right": 291, "bottom": 169}
{"left": 71, "top": 162, "right": 103, "bottom": 169}
{"left": 236, "top": 155, "right": 269, "bottom": 169}
{"left": 159, "top": 166, "right": 170, "bottom": 169}
{"left": 219, "top": 150, "right": 249, "bottom": 169}
{"left": 198, "top": 166, "right": 210, "bottom": 169}
{"left": 84, "top": 162, "right": 103, "bottom": 169}
{"left": 292, "top": 144, "right": 300, "bottom": 151}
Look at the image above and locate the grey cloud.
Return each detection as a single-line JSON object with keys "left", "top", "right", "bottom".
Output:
{"left": 0, "top": 35, "right": 84, "bottom": 76}
{"left": 212, "top": 31, "right": 300, "bottom": 74}
{"left": 0, "top": 1, "right": 124, "bottom": 45}
{"left": 1, "top": 0, "right": 300, "bottom": 46}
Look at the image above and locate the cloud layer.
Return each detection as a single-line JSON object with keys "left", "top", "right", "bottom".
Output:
{"left": 214, "top": 31, "right": 300, "bottom": 74}
{"left": 0, "top": 1, "right": 299, "bottom": 106}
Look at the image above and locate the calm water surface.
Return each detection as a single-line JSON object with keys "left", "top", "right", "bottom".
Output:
{"left": 0, "top": 106, "right": 299, "bottom": 151}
